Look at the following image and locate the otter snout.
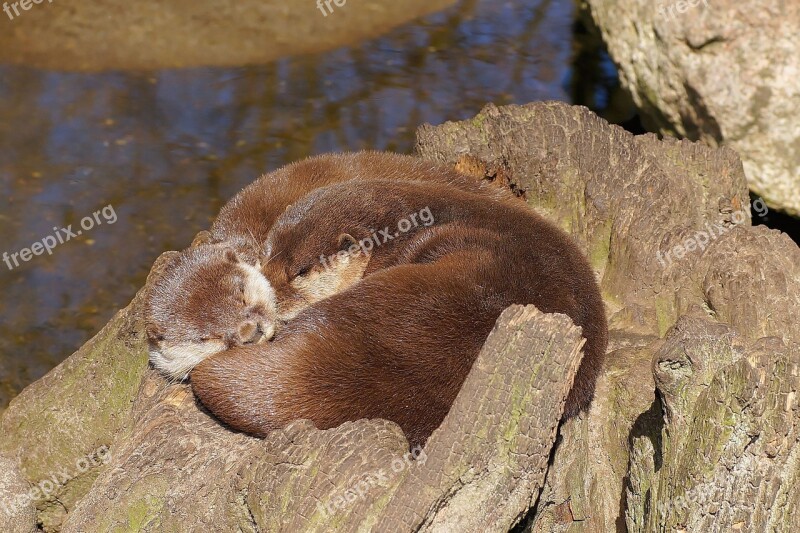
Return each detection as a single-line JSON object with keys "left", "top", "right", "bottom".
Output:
{"left": 238, "top": 320, "right": 261, "bottom": 344}
{"left": 232, "top": 320, "right": 277, "bottom": 346}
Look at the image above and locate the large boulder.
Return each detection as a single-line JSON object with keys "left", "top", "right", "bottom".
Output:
{"left": 584, "top": 0, "right": 800, "bottom": 216}
{"left": 1, "top": 101, "right": 798, "bottom": 531}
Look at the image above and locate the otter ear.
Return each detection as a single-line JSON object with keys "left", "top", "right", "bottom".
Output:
{"left": 145, "top": 322, "right": 164, "bottom": 342}
{"left": 190, "top": 230, "right": 213, "bottom": 248}
{"left": 337, "top": 233, "right": 358, "bottom": 252}
{"left": 224, "top": 249, "right": 239, "bottom": 263}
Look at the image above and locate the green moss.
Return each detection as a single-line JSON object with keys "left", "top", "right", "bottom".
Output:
{"left": 502, "top": 386, "right": 524, "bottom": 446}
{"left": 0, "top": 303, "right": 149, "bottom": 488}
{"left": 124, "top": 496, "right": 163, "bottom": 532}
{"left": 354, "top": 476, "right": 406, "bottom": 532}
{"left": 589, "top": 217, "right": 613, "bottom": 272}
{"left": 654, "top": 295, "right": 675, "bottom": 337}
{"left": 471, "top": 113, "right": 487, "bottom": 130}
{"left": 94, "top": 492, "right": 164, "bottom": 533}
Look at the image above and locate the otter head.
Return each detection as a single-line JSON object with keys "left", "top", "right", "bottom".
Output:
{"left": 145, "top": 245, "right": 278, "bottom": 380}
{"left": 261, "top": 190, "right": 374, "bottom": 320}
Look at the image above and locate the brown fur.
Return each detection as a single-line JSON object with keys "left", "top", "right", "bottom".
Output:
{"left": 145, "top": 152, "right": 511, "bottom": 378}
{"left": 209, "top": 151, "right": 514, "bottom": 261}
{"left": 191, "top": 180, "right": 608, "bottom": 446}
{"left": 144, "top": 245, "right": 278, "bottom": 380}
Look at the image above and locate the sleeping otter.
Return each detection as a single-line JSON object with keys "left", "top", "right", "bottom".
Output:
{"left": 144, "top": 152, "right": 514, "bottom": 378}
{"left": 144, "top": 245, "right": 278, "bottom": 380}
{"left": 190, "top": 179, "right": 608, "bottom": 446}
{"left": 208, "top": 150, "right": 514, "bottom": 258}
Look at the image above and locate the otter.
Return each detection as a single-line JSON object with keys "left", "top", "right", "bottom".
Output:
{"left": 145, "top": 245, "right": 278, "bottom": 380}
{"left": 208, "top": 151, "right": 514, "bottom": 259}
{"left": 144, "top": 152, "right": 514, "bottom": 378}
{"left": 259, "top": 179, "right": 525, "bottom": 319}
{"left": 190, "top": 179, "right": 608, "bottom": 446}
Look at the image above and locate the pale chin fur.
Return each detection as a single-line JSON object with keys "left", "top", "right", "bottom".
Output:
{"left": 239, "top": 262, "right": 277, "bottom": 315}
{"left": 150, "top": 340, "right": 227, "bottom": 381}
{"left": 280, "top": 249, "right": 368, "bottom": 320}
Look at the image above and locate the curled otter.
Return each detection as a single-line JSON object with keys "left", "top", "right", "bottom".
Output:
{"left": 144, "top": 151, "right": 511, "bottom": 379}
{"left": 144, "top": 245, "right": 278, "bottom": 380}
{"left": 190, "top": 178, "right": 608, "bottom": 446}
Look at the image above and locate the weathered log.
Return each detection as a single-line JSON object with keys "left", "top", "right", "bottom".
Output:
{"left": 415, "top": 102, "right": 799, "bottom": 532}
{"left": 628, "top": 313, "right": 800, "bottom": 532}
{"left": 0, "top": 285, "right": 150, "bottom": 532}
{"left": 1, "top": 101, "right": 798, "bottom": 532}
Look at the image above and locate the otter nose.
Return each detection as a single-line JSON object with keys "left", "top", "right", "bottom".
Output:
{"left": 237, "top": 320, "right": 262, "bottom": 345}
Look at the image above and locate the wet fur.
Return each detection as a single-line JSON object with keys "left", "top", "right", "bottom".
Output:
{"left": 191, "top": 179, "right": 608, "bottom": 447}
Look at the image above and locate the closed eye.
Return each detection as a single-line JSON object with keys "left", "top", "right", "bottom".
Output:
{"left": 294, "top": 265, "right": 312, "bottom": 278}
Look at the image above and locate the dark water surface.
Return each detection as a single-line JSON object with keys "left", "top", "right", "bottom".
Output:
{"left": 0, "top": 0, "right": 702, "bottom": 409}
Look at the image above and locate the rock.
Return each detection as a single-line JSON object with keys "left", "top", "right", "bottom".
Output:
{"left": 1, "top": 101, "right": 798, "bottom": 531}
{"left": 583, "top": 0, "right": 800, "bottom": 216}
{"left": 0, "top": 455, "right": 36, "bottom": 533}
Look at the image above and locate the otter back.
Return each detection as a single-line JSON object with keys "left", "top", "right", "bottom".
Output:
{"left": 191, "top": 178, "right": 608, "bottom": 446}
